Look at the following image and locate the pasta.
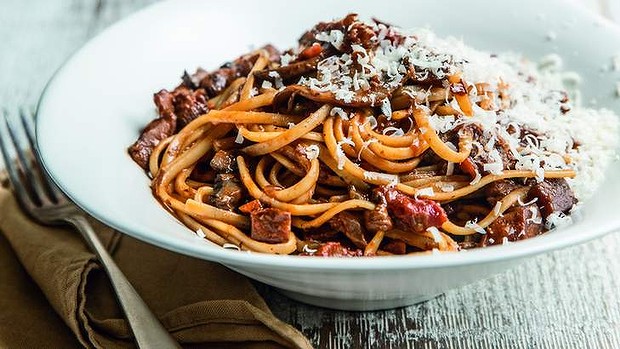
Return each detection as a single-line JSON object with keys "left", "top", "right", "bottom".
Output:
{"left": 128, "top": 14, "right": 618, "bottom": 256}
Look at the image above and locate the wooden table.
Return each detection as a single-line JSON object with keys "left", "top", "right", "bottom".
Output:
{"left": 3, "top": 1, "right": 620, "bottom": 348}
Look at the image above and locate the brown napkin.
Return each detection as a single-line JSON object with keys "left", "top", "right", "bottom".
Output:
{"left": 0, "top": 180, "right": 313, "bottom": 349}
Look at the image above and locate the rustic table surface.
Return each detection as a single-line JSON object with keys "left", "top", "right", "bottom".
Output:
{"left": 3, "top": 1, "right": 620, "bottom": 348}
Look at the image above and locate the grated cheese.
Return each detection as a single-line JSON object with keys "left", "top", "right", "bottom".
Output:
{"left": 363, "top": 171, "right": 399, "bottom": 186}
{"left": 280, "top": 53, "right": 296, "bottom": 67}
{"left": 426, "top": 227, "right": 443, "bottom": 243}
{"left": 292, "top": 18, "right": 618, "bottom": 204}
{"left": 446, "top": 162, "right": 455, "bottom": 176}
{"left": 330, "top": 107, "right": 350, "bottom": 120}
{"left": 545, "top": 211, "right": 573, "bottom": 230}
{"left": 440, "top": 184, "right": 454, "bottom": 193}
{"left": 268, "top": 71, "right": 284, "bottom": 89}
{"left": 381, "top": 98, "right": 392, "bottom": 118}
{"left": 304, "top": 144, "right": 320, "bottom": 160}
{"left": 470, "top": 172, "right": 482, "bottom": 185}
{"left": 340, "top": 137, "right": 355, "bottom": 147}
{"left": 195, "top": 229, "right": 206, "bottom": 239}
{"left": 234, "top": 131, "right": 244, "bottom": 144}
{"left": 223, "top": 243, "right": 240, "bottom": 251}
{"left": 382, "top": 126, "right": 405, "bottom": 137}
{"left": 415, "top": 187, "right": 435, "bottom": 199}
{"left": 358, "top": 138, "right": 378, "bottom": 160}
{"left": 315, "top": 30, "right": 345, "bottom": 50}
{"left": 525, "top": 206, "right": 543, "bottom": 225}
{"left": 302, "top": 244, "right": 318, "bottom": 254}
{"left": 336, "top": 138, "right": 355, "bottom": 170}
{"left": 366, "top": 115, "right": 378, "bottom": 129}
{"left": 428, "top": 114, "right": 456, "bottom": 134}
{"left": 483, "top": 161, "right": 503, "bottom": 175}
{"left": 534, "top": 167, "right": 545, "bottom": 183}
{"left": 518, "top": 197, "right": 538, "bottom": 207}
{"left": 465, "top": 220, "right": 486, "bottom": 235}
{"left": 493, "top": 202, "right": 502, "bottom": 216}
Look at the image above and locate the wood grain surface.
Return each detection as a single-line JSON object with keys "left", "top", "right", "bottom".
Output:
{"left": 2, "top": 1, "right": 620, "bottom": 348}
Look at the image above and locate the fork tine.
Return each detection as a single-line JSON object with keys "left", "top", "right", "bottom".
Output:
{"left": 5, "top": 111, "right": 51, "bottom": 204}
{"left": 19, "top": 109, "right": 37, "bottom": 156}
{"left": 0, "top": 110, "right": 35, "bottom": 209}
{"left": 5, "top": 112, "right": 51, "bottom": 205}
{"left": 19, "top": 109, "right": 66, "bottom": 203}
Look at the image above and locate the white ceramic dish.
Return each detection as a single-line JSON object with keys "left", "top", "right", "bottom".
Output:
{"left": 36, "top": 0, "right": 620, "bottom": 310}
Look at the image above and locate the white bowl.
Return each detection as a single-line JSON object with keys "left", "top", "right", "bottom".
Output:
{"left": 36, "top": 0, "right": 620, "bottom": 310}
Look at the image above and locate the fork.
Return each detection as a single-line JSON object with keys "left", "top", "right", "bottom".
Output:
{"left": 0, "top": 109, "right": 181, "bottom": 349}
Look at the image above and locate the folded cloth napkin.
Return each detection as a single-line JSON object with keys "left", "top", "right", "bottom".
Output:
{"left": 0, "top": 177, "right": 313, "bottom": 349}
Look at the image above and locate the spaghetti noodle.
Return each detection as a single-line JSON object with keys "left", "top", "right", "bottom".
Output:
{"left": 128, "top": 14, "right": 618, "bottom": 256}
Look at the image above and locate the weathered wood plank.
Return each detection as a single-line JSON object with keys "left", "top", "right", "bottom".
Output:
{"left": 261, "top": 234, "right": 620, "bottom": 348}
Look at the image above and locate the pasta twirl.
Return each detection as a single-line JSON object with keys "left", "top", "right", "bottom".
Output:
{"left": 128, "top": 14, "right": 618, "bottom": 256}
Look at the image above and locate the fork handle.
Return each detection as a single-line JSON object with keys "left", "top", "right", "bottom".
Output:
{"left": 64, "top": 215, "right": 181, "bottom": 349}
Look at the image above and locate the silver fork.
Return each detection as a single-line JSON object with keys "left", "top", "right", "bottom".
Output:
{"left": 0, "top": 109, "right": 181, "bottom": 349}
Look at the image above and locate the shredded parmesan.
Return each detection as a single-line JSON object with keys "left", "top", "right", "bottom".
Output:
{"left": 545, "top": 211, "right": 573, "bottom": 230}
{"left": 446, "top": 162, "right": 455, "bottom": 176}
{"left": 440, "top": 184, "right": 454, "bottom": 193}
{"left": 363, "top": 171, "right": 399, "bottom": 186}
{"left": 415, "top": 187, "right": 435, "bottom": 199}
{"left": 268, "top": 71, "right": 284, "bottom": 89}
{"left": 250, "top": 87, "right": 259, "bottom": 97}
{"left": 223, "top": 243, "right": 240, "bottom": 251}
{"left": 518, "top": 197, "right": 538, "bottom": 207}
{"left": 302, "top": 244, "right": 318, "bottom": 254}
{"left": 315, "top": 30, "right": 345, "bottom": 50}
{"left": 426, "top": 227, "right": 443, "bottom": 243}
{"left": 526, "top": 206, "right": 543, "bottom": 225}
{"left": 366, "top": 115, "right": 378, "bottom": 129}
{"left": 470, "top": 172, "right": 482, "bottom": 185}
{"left": 280, "top": 53, "right": 295, "bottom": 67}
{"left": 483, "top": 162, "right": 503, "bottom": 175}
{"left": 493, "top": 202, "right": 502, "bottom": 216}
{"left": 381, "top": 98, "right": 392, "bottom": 118}
{"left": 291, "top": 18, "right": 619, "bottom": 206}
{"left": 234, "top": 131, "right": 244, "bottom": 144}
{"left": 195, "top": 229, "right": 206, "bottom": 239}
{"left": 340, "top": 137, "right": 355, "bottom": 147}
{"left": 382, "top": 127, "right": 405, "bottom": 137}
{"left": 358, "top": 139, "right": 378, "bottom": 160}
{"left": 304, "top": 144, "right": 320, "bottom": 160}
{"left": 336, "top": 138, "right": 355, "bottom": 170}
{"left": 465, "top": 220, "right": 486, "bottom": 235}
{"left": 534, "top": 167, "right": 545, "bottom": 183}
{"left": 330, "top": 107, "right": 350, "bottom": 120}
